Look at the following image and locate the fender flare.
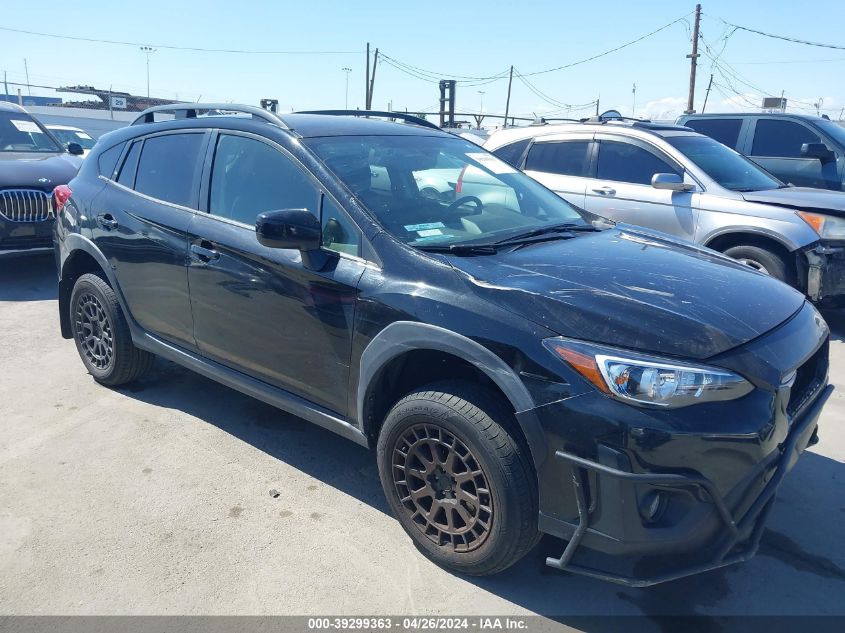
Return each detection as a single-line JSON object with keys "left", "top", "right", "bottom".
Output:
{"left": 701, "top": 225, "right": 803, "bottom": 253}
{"left": 357, "top": 321, "right": 547, "bottom": 468}
{"left": 58, "top": 235, "right": 135, "bottom": 337}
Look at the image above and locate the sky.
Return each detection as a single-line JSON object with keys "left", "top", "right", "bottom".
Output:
{"left": 2, "top": 0, "right": 844, "bottom": 125}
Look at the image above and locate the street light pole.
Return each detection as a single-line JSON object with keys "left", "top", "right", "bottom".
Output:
{"left": 140, "top": 46, "right": 156, "bottom": 98}
{"left": 342, "top": 67, "right": 352, "bottom": 109}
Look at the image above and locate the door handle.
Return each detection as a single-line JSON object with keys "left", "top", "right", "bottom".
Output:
{"left": 190, "top": 242, "right": 220, "bottom": 262}
{"left": 591, "top": 186, "right": 616, "bottom": 196}
{"left": 96, "top": 213, "right": 118, "bottom": 230}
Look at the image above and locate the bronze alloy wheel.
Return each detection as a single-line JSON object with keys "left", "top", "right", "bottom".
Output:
{"left": 74, "top": 292, "right": 114, "bottom": 371}
{"left": 391, "top": 423, "right": 493, "bottom": 552}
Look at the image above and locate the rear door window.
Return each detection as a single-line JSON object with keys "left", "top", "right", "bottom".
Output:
{"left": 98, "top": 143, "right": 126, "bottom": 179}
{"left": 524, "top": 141, "right": 590, "bottom": 176}
{"left": 684, "top": 118, "right": 742, "bottom": 149}
{"left": 751, "top": 120, "right": 821, "bottom": 158}
{"left": 596, "top": 140, "right": 680, "bottom": 185}
{"left": 134, "top": 133, "right": 206, "bottom": 207}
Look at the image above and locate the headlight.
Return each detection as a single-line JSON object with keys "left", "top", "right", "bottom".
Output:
{"left": 544, "top": 338, "right": 753, "bottom": 408}
{"left": 797, "top": 211, "right": 845, "bottom": 240}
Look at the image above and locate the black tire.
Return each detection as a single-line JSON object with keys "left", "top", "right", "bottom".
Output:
{"left": 723, "top": 244, "right": 792, "bottom": 284}
{"left": 376, "top": 381, "right": 539, "bottom": 576}
{"left": 69, "top": 272, "right": 154, "bottom": 386}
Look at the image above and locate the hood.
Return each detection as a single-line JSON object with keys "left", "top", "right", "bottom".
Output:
{"left": 0, "top": 152, "right": 82, "bottom": 190}
{"left": 450, "top": 226, "right": 805, "bottom": 360}
{"left": 741, "top": 187, "right": 845, "bottom": 217}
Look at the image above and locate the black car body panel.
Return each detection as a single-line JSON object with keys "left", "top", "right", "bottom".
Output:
{"left": 448, "top": 225, "right": 806, "bottom": 360}
{"left": 54, "top": 106, "right": 832, "bottom": 585}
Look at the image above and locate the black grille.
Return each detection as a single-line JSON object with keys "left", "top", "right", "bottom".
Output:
{"left": 787, "top": 343, "right": 828, "bottom": 418}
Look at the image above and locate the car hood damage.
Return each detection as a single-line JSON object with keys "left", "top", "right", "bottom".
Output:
{"left": 450, "top": 226, "right": 805, "bottom": 360}
{"left": 742, "top": 187, "right": 845, "bottom": 217}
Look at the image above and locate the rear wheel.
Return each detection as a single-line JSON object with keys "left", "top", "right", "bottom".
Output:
{"left": 376, "top": 382, "right": 539, "bottom": 576}
{"left": 723, "top": 244, "right": 792, "bottom": 284}
{"left": 70, "top": 272, "right": 154, "bottom": 386}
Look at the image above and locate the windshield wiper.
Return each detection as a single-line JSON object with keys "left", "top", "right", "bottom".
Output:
{"left": 495, "top": 222, "right": 597, "bottom": 244}
{"left": 416, "top": 243, "right": 499, "bottom": 255}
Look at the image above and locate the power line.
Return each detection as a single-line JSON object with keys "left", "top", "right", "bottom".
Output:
{"left": 519, "top": 13, "right": 693, "bottom": 76}
{"left": 0, "top": 25, "right": 359, "bottom": 54}
{"left": 711, "top": 18, "right": 845, "bottom": 51}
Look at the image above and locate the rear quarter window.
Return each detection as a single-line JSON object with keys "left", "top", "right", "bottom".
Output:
{"left": 97, "top": 143, "right": 125, "bottom": 179}
{"left": 491, "top": 139, "right": 530, "bottom": 168}
{"left": 684, "top": 118, "right": 743, "bottom": 149}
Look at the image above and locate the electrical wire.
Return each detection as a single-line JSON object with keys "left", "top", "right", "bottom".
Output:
{"left": 0, "top": 25, "right": 359, "bottom": 54}
{"left": 711, "top": 18, "right": 845, "bottom": 51}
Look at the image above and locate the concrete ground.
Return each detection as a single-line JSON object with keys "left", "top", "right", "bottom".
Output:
{"left": 1, "top": 253, "right": 844, "bottom": 624}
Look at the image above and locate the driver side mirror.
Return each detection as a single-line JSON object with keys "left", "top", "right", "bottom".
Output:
{"left": 800, "top": 142, "right": 835, "bottom": 163}
{"left": 67, "top": 142, "right": 84, "bottom": 156}
{"left": 651, "top": 173, "right": 694, "bottom": 192}
{"left": 255, "top": 208, "right": 335, "bottom": 271}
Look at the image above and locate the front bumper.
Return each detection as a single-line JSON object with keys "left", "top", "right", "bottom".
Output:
{"left": 542, "top": 384, "right": 831, "bottom": 587}
{"left": 0, "top": 218, "right": 55, "bottom": 253}
{"left": 803, "top": 241, "right": 845, "bottom": 302}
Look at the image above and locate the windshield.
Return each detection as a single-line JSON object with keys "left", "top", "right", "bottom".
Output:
{"left": 666, "top": 134, "right": 782, "bottom": 192}
{"left": 305, "top": 135, "right": 588, "bottom": 247}
{"left": 50, "top": 128, "right": 96, "bottom": 150}
{"left": 0, "top": 112, "right": 62, "bottom": 153}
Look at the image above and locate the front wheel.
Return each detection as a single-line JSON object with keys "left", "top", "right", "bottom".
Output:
{"left": 723, "top": 244, "right": 792, "bottom": 284}
{"left": 376, "top": 382, "right": 539, "bottom": 576}
{"left": 70, "top": 272, "right": 154, "bottom": 386}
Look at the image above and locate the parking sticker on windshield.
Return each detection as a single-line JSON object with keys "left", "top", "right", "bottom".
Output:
{"left": 416, "top": 228, "right": 443, "bottom": 237}
{"left": 465, "top": 152, "right": 516, "bottom": 174}
{"left": 404, "top": 222, "right": 446, "bottom": 232}
{"left": 11, "top": 119, "right": 42, "bottom": 134}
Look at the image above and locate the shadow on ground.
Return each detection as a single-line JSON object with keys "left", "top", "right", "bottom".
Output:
{"left": 0, "top": 253, "right": 57, "bottom": 301}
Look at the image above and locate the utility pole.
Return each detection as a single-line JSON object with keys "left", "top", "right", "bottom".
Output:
{"left": 23, "top": 59, "right": 31, "bottom": 95}
{"left": 702, "top": 73, "right": 714, "bottom": 112}
{"left": 365, "top": 43, "right": 370, "bottom": 110}
{"left": 368, "top": 49, "right": 379, "bottom": 109}
{"left": 684, "top": 3, "right": 701, "bottom": 114}
{"left": 140, "top": 46, "right": 156, "bottom": 98}
{"left": 503, "top": 66, "right": 513, "bottom": 128}
{"left": 3, "top": 71, "right": 8, "bottom": 101}
{"left": 342, "top": 67, "right": 352, "bottom": 108}
{"left": 596, "top": 95, "right": 600, "bottom": 116}
{"left": 632, "top": 83, "right": 636, "bottom": 117}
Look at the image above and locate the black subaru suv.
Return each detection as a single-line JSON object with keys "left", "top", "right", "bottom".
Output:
{"left": 0, "top": 101, "right": 83, "bottom": 253}
{"left": 54, "top": 104, "right": 832, "bottom": 586}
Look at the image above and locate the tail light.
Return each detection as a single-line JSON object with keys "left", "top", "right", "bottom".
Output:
{"left": 52, "top": 184, "right": 72, "bottom": 214}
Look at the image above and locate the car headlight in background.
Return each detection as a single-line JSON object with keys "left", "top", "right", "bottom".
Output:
{"left": 544, "top": 338, "right": 753, "bottom": 408}
{"left": 797, "top": 211, "right": 845, "bottom": 240}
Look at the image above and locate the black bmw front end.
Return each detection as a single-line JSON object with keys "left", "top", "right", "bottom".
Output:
{"left": 529, "top": 301, "right": 830, "bottom": 586}
{"left": 0, "top": 104, "right": 82, "bottom": 254}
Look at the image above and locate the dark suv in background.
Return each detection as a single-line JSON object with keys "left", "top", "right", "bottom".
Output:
{"left": 54, "top": 104, "right": 831, "bottom": 586}
{"left": 677, "top": 112, "right": 845, "bottom": 191}
{"left": 0, "top": 101, "right": 83, "bottom": 254}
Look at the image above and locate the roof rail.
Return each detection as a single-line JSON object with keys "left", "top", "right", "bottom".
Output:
{"left": 130, "top": 103, "right": 289, "bottom": 128}
{"left": 295, "top": 109, "right": 441, "bottom": 131}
